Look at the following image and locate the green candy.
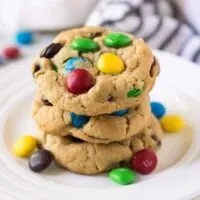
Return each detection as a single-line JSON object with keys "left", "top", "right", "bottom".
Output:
{"left": 127, "top": 87, "right": 144, "bottom": 98}
{"left": 104, "top": 33, "right": 132, "bottom": 48}
{"left": 109, "top": 168, "right": 136, "bottom": 185}
{"left": 70, "top": 38, "right": 99, "bottom": 52}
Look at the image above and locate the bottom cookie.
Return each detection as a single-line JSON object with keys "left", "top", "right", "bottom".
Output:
{"left": 40, "top": 115, "right": 163, "bottom": 175}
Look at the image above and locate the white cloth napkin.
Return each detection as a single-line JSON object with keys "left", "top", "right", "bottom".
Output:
{"left": 86, "top": 0, "right": 200, "bottom": 64}
{"left": 1, "top": 0, "right": 200, "bottom": 64}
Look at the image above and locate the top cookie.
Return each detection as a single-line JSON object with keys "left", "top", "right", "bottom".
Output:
{"left": 32, "top": 26, "right": 160, "bottom": 116}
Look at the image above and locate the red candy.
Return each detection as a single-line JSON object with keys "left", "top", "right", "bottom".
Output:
{"left": 66, "top": 68, "right": 93, "bottom": 94}
{"left": 3, "top": 46, "right": 20, "bottom": 59}
{"left": 131, "top": 149, "right": 157, "bottom": 175}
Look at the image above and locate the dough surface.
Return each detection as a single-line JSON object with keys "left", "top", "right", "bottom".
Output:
{"left": 33, "top": 93, "right": 151, "bottom": 143}
{"left": 40, "top": 115, "right": 163, "bottom": 174}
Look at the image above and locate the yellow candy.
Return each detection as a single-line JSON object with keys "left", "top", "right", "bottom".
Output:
{"left": 160, "top": 115, "right": 185, "bottom": 133}
{"left": 97, "top": 53, "right": 124, "bottom": 74}
{"left": 13, "top": 135, "right": 37, "bottom": 157}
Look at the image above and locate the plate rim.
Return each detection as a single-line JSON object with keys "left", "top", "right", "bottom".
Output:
{"left": 1, "top": 50, "right": 200, "bottom": 200}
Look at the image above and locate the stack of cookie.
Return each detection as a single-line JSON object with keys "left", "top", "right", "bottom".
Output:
{"left": 32, "top": 27, "right": 163, "bottom": 175}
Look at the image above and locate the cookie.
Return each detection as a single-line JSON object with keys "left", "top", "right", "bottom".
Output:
{"left": 39, "top": 115, "right": 162, "bottom": 174}
{"left": 32, "top": 26, "right": 160, "bottom": 116}
{"left": 33, "top": 92, "right": 151, "bottom": 143}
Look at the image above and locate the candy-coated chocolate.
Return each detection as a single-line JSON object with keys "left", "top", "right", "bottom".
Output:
{"left": 66, "top": 68, "right": 93, "bottom": 94}
{"left": 131, "top": 149, "right": 157, "bottom": 174}
{"left": 28, "top": 149, "right": 53, "bottom": 172}
{"left": 0, "top": 56, "right": 5, "bottom": 65}
{"left": 112, "top": 109, "right": 128, "bottom": 116}
{"left": 13, "top": 135, "right": 37, "bottom": 157}
{"left": 109, "top": 168, "right": 136, "bottom": 185}
{"left": 64, "top": 57, "right": 89, "bottom": 73}
{"left": 151, "top": 102, "right": 166, "bottom": 119}
{"left": 40, "top": 43, "right": 63, "bottom": 58}
{"left": 160, "top": 115, "right": 185, "bottom": 133}
{"left": 127, "top": 88, "right": 143, "bottom": 98}
{"left": 70, "top": 38, "right": 99, "bottom": 52}
{"left": 97, "top": 53, "right": 124, "bottom": 74}
{"left": 16, "top": 31, "right": 33, "bottom": 45}
{"left": 3, "top": 46, "right": 20, "bottom": 59}
{"left": 104, "top": 33, "right": 131, "bottom": 48}
{"left": 70, "top": 112, "right": 90, "bottom": 128}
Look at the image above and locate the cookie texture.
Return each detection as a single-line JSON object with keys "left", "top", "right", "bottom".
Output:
{"left": 33, "top": 93, "right": 151, "bottom": 143}
{"left": 31, "top": 26, "right": 163, "bottom": 175}
{"left": 32, "top": 26, "right": 160, "bottom": 116}
{"left": 40, "top": 115, "right": 163, "bottom": 174}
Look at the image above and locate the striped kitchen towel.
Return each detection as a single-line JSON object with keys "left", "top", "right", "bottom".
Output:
{"left": 86, "top": 0, "right": 200, "bottom": 64}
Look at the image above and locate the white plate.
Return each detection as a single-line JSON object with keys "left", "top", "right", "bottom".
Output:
{"left": 1, "top": 50, "right": 200, "bottom": 200}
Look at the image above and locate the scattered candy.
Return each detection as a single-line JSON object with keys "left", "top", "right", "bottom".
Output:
{"left": 64, "top": 57, "right": 89, "bottom": 73}
{"left": 104, "top": 33, "right": 131, "bottom": 48}
{"left": 112, "top": 109, "right": 128, "bottom": 116}
{"left": 40, "top": 43, "right": 63, "bottom": 58}
{"left": 97, "top": 53, "right": 124, "bottom": 74}
{"left": 66, "top": 68, "right": 93, "bottom": 94}
{"left": 28, "top": 149, "right": 53, "bottom": 172}
{"left": 109, "top": 168, "right": 136, "bottom": 185}
{"left": 70, "top": 112, "right": 90, "bottom": 128}
{"left": 131, "top": 149, "right": 157, "bottom": 175}
{"left": 70, "top": 38, "right": 99, "bottom": 52}
{"left": 13, "top": 135, "right": 37, "bottom": 157}
{"left": 127, "top": 87, "right": 143, "bottom": 98}
{"left": 151, "top": 102, "right": 166, "bottom": 119}
{"left": 3, "top": 46, "right": 20, "bottom": 59}
{"left": 160, "top": 115, "right": 185, "bottom": 133}
{"left": 16, "top": 31, "right": 33, "bottom": 45}
{"left": 0, "top": 56, "right": 5, "bottom": 65}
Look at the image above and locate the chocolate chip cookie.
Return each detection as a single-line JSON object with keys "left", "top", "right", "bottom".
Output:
{"left": 33, "top": 92, "right": 151, "bottom": 143}
{"left": 32, "top": 26, "right": 160, "bottom": 116}
{"left": 39, "top": 115, "right": 162, "bottom": 174}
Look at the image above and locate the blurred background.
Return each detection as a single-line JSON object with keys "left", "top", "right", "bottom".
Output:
{"left": 0, "top": 0, "right": 200, "bottom": 64}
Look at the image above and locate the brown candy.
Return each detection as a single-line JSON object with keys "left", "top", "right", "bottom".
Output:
{"left": 40, "top": 43, "right": 63, "bottom": 59}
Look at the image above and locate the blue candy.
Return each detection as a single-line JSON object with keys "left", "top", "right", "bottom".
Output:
{"left": 64, "top": 57, "right": 89, "bottom": 73}
{"left": 70, "top": 112, "right": 90, "bottom": 128}
{"left": 16, "top": 31, "right": 33, "bottom": 45}
{"left": 112, "top": 109, "right": 128, "bottom": 116}
{"left": 0, "top": 56, "right": 5, "bottom": 65}
{"left": 151, "top": 102, "right": 166, "bottom": 119}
